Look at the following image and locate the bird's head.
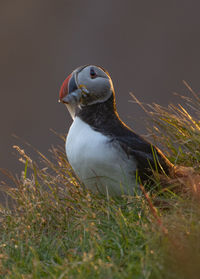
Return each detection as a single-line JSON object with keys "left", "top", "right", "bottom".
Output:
{"left": 59, "top": 65, "right": 114, "bottom": 118}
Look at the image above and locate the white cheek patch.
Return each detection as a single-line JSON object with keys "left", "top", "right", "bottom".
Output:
{"left": 76, "top": 66, "right": 113, "bottom": 105}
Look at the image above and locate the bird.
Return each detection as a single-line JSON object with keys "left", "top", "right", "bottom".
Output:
{"left": 59, "top": 65, "right": 173, "bottom": 196}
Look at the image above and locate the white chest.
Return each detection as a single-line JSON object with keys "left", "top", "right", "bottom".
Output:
{"left": 66, "top": 117, "right": 137, "bottom": 195}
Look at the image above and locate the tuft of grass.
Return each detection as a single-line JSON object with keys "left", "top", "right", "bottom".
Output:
{"left": 1, "top": 84, "right": 200, "bottom": 278}
{"left": 144, "top": 81, "right": 200, "bottom": 170}
{"left": 0, "top": 157, "right": 152, "bottom": 278}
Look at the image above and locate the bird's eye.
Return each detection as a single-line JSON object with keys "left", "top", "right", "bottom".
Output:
{"left": 90, "top": 68, "right": 97, "bottom": 79}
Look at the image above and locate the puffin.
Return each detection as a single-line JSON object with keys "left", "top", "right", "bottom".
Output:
{"left": 59, "top": 65, "right": 173, "bottom": 196}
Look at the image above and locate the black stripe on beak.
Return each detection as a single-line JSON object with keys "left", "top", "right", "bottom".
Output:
{"left": 68, "top": 74, "right": 77, "bottom": 94}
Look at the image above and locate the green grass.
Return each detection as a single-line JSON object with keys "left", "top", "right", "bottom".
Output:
{"left": 1, "top": 84, "right": 200, "bottom": 278}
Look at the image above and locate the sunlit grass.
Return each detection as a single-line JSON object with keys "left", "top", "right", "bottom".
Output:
{"left": 1, "top": 84, "right": 200, "bottom": 278}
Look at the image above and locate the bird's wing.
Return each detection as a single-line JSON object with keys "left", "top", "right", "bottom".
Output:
{"left": 113, "top": 133, "right": 171, "bottom": 181}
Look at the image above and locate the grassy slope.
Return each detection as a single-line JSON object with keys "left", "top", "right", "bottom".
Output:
{"left": 1, "top": 87, "right": 200, "bottom": 278}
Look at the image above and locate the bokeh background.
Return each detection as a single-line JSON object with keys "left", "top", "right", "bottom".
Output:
{"left": 1, "top": 0, "right": 200, "bottom": 180}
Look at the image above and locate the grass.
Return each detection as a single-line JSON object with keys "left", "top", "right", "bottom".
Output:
{"left": 1, "top": 83, "right": 200, "bottom": 278}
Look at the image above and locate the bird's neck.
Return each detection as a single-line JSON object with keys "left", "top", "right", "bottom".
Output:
{"left": 77, "top": 94, "right": 120, "bottom": 129}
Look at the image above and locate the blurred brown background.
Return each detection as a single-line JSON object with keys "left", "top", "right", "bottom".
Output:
{"left": 0, "top": 0, "right": 200, "bottom": 179}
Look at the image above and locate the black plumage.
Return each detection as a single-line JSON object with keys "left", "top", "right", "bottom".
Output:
{"left": 78, "top": 93, "right": 172, "bottom": 183}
